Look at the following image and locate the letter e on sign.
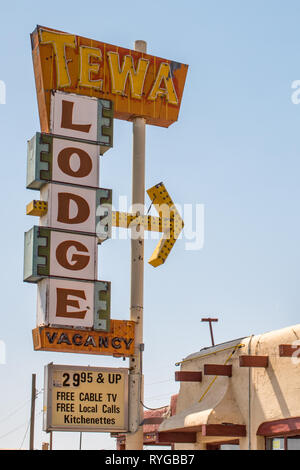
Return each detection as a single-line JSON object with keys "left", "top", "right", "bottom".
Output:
{"left": 51, "top": 278, "right": 94, "bottom": 328}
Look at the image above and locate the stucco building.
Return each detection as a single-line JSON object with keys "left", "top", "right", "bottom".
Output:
{"left": 156, "top": 323, "right": 300, "bottom": 450}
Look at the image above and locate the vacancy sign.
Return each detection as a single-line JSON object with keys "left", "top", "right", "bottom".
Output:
{"left": 31, "top": 26, "right": 188, "bottom": 129}
{"left": 44, "top": 364, "right": 129, "bottom": 432}
{"left": 33, "top": 321, "right": 135, "bottom": 357}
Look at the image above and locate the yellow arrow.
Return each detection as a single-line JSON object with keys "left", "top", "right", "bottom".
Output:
{"left": 26, "top": 183, "right": 184, "bottom": 267}
{"left": 146, "top": 182, "right": 184, "bottom": 267}
{"left": 112, "top": 182, "right": 184, "bottom": 267}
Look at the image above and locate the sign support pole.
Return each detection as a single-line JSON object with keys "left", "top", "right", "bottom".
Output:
{"left": 29, "top": 373, "right": 36, "bottom": 450}
{"left": 126, "top": 40, "right": 147, "bottom": 450}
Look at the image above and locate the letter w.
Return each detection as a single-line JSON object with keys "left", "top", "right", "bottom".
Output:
{"left": 107, "top": 52, "right": 149, "bottom": 99}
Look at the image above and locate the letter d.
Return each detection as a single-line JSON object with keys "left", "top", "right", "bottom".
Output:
{"left": 57, "top": 192, "right": 90, "bottom": 224}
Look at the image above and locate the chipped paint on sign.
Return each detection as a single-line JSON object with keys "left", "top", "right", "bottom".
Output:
{"left": 31, "top": 26, "right": 188, "bottom": 129}
{"left": 32, "top": 320, "right": 135, "bottom": 357}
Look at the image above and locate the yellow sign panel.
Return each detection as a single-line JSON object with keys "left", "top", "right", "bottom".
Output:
{"left": 32, "top": 320, "right": 135, "bottom": 357}
{"left": 44, "top": 364, "right": 129, "bottom": 432}
{"left": 31, "top": 26, "right": 188, "bottom": 129}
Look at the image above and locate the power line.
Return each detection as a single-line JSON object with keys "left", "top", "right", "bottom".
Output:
{"left": 144, "top": 379, "right": 173, "bottom": 386}
{"left": 145, "top": 392, "right": 175, "bottom": 400}
{"left": 19, "top": 410, "right": 43, "bottom": 450}
{"left": 0, "top": 399, "right": 31, "bottom": 425}
{"left": 141, "top": 401, "right": 169, "bottom": 411}
{"left": 18, "top": 419, "right": 31, "bottom": 450}
{"left": 0, "top": 390, "right": 43, "bottom": 426}
{"left": 0, "top": 392, "right": 43, "bottom": 445}
{"left": 0, "top": 420, "right": 29, "bottom": 441}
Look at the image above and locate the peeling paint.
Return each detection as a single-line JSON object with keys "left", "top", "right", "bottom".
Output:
{"left": 169, "top": 61, "right": 182, "bottom": 79}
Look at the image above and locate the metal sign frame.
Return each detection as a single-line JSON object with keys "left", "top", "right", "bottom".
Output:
{"left": 44, "top": 363, "right": 129, "bottom": 433}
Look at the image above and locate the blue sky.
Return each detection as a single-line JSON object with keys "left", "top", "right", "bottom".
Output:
{"left": 1, "top": 0, "right": 300, "bottom": 450}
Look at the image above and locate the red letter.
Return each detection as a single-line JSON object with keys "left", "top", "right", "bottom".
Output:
{"left": 57, "top": 192, "right": 90, "bottom": 225}
{"left": 57, "top": 147, "right": 93, "bottom": 178}
{"left": 56, "top": 240, "right": 90, "bottom": 270}
{"left": 61, "top": 100, "right": 91, "bottom": 133}
{"left": 56, "top": 288, "right": 87, "bottom": 319}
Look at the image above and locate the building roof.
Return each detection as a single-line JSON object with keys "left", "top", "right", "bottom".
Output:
{"left": 176, "top": 337, "right": 246, "bottom": 367}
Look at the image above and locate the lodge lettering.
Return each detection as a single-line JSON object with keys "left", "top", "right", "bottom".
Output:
{"left": 57, "top": 147, "right": 93, "bottom": 179}
{"left": 55, "top": 240, "right": 90, "bottom": 271}
{"left": 57, "top": 192, "right": 90, "bottom": 225}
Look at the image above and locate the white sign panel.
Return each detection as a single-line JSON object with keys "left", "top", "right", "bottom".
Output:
{"left": 44, "top": 364, "right": 129, "bottom": 433}
{"left": 37, "top": 278, "right": 94, "bottom": 328}
{"left": 52, "top": 138, "right": 100, "bottom": 188}
{"left": 40, "top": 183, "right": 97, "bottom": 234}
{"left": 49, "top": 230, "right": 97, "bottom": 280}
{"left": 50, "top": 91, "right": 100, "bottom": 141}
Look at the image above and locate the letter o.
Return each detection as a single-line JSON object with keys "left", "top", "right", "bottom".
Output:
{"left": 57, "top": 147, "right": 93, "bottom": 178}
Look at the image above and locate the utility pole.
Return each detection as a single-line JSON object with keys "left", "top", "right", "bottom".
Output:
{"left": 201, "top": 318, "right": 218, "bottom": 346}
{"left": 126, "top": 39, "right": 147, "bottom": 451}
{"left": 29, "top": 373, "right": 36, "bottom": 450}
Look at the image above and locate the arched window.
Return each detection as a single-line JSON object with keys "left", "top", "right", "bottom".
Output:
{"left": 257, "top": 418, "right": 300, "bottom": 450}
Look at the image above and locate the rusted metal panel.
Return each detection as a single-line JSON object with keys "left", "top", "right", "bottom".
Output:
{"left": 204, "top": 364, "right": 232, "bottom": 377}
{"left": 239, "top": 355, "right": 269, "bottom": 368}
{"left": 31, "top": 26, "right": 188, "bottom": 130}
{"left": 175, "top": 371, "right": 202, "bottom": 382}
{"left": 32, "top": 320, "right": 135, "bottom": 357}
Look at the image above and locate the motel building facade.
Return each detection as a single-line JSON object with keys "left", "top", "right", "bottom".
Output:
{"left": 114, "top": 323, "right": 300, "bottom": 450}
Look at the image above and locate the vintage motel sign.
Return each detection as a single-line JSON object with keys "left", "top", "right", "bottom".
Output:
{"left": 26, "top": 27, "right": 188, "bottom": 448}
{"left": 36, "top": 278, "right": 111, "bottom": 331}
{"left": 24, "top": 226, "right": 98, "bottom": 282}
{"left": 24, "top": 89, "right": 116, "bottom": 336}
{"left": 33, "top": 321, "right": 135, "bottom": 357}
{"left": 43, "top": 364, "right": 129, "bottom": 432}
{"left": 50, "top": 92, "right": 113, "bottom": 149}
{"left": 27, "top": 133, "right": 102, "bottom": 189}
{"left": 31, "top": 26, "right": 188, "bottom": 129}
